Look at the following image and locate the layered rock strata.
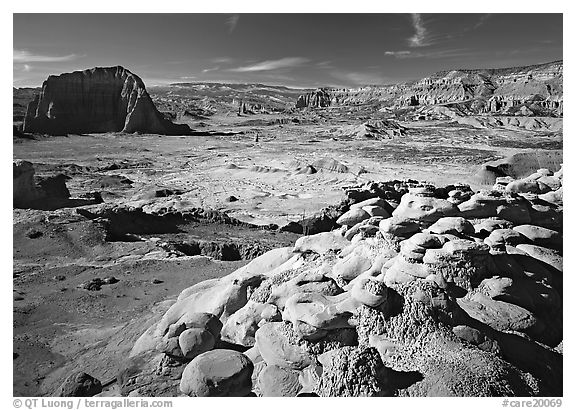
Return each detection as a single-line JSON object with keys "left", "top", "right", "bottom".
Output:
{"left": 23, "top": 66, "right": 191, "bottom": 135}
{"left": 295, "top": 61, "right": 562, "bottom": 116}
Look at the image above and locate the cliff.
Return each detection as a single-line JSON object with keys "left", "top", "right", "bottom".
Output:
{"left": 295, "top": 61, "right": 563, "bottom": 116}
{"left": 23, "top": 66, "right": 191, "bottom": 135}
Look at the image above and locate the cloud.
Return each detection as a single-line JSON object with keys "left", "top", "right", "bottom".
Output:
{"left": 387, "top": 48, "right": 472, "bottom": 60}
{"left": 225, "top": 15, "right": 240, "bottom": 33}
{"left": 14, "top": 49, "right": 80, "bottom": 63}
{"left": 408, "top": 13, "right": 429, "bottom": 47}
{"left": 385, "top": 50, "right": 412, "bottom": 57}
{"left": 180, "top": 76, "right": 196, "bottom": 79}
{"left": 229, "top": 57, "right": 309, "bottom": 72}
{"left": 202, "top": 66, "right": 220, "bottom": 73}
{"left": 473, "top": 14, "right": 491, "bottom": 30}
{"left": 23, "top": 64, "right": 32, "bottom": 72}
{"left": 315, "top": 61, "right": 334, "bottom": 69}
{"left": 212, "top": 57, "right": 234, "bottom": 64}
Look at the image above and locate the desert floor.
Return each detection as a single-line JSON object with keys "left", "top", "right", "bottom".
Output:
{"left": 12, "top": 114, "right": 561, "bottom": 395}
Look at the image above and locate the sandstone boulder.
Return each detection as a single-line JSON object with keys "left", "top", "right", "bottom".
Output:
{"left": 426, "top": 217, "right": 474, "bottom": 236}
{"left": 268, "top": 271, "right": 342, "bottom": 309}
{"left": 221, "top": 301, "right": 280, "bottom": 347}
{"left": 515, "top": 244, "right": 562, "bottom": 272}
{"left": 350, "top": 197, "right": 392, "bottom": 212}
{"left": 505, "top": 179, "right": 541, "bottom": 194}
{"left": 484, "top": 229, "right": 528, "bottom": 248}
{"left": 55, "top": 371, "right": 102, "bottom": 397}
{"left": 293, "top": 232, "right": 350, "bottom": 255}
{"left": 331, "top": 251, "right": 373, "bottom": 281}
{"left": 284, "top": 292, "right": 355, "bottom": 331}
{"left": 257, "top": 365, "right": 302, "bottom": 397}
{"left": 473, "top": 218, "right": 514, "bottom": 235}
{"left": 392, "top": 193, "right": 459, "bottom": 223}
{"left": 457, "top": 293, "right": 542, "bottom": 336}
{"left": 178, "top": 328, "right": 215, "bottom": 360}
{"left": 255, "top": 322, "right": 312, "bottom": 370}
{"left": 362, "top": 205, "right": 390, "bottom": 218}
{"left": 179, "top": 349, "right": 253, "bottom": 397}
{"left": 379, "top": 216, "right": 420, "bottom": 237}
{"left": 513, "top": 225, "right": 562, "bottom": 250}
{"left": 336, "top": 208, "right": 370, "bottom": 226}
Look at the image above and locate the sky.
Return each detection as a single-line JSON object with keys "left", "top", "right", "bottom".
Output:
{"left": 13, "top": 13, "right": 563, "bottom": 88}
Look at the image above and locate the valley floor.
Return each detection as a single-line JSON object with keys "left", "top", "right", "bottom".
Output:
{"left": 13, "top": 115, "right": 562, "bottom": 396}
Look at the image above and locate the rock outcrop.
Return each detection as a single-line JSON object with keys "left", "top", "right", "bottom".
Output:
{"left": 23, "top": 66, "right": 191, "bottom": 135}
{"left": 124, "top": 170, "right": 562, "bottom": 397}
{"left": 13, "top": 160, "right": 43, "bottom": 207}
{"left": 473, "top": 150, "right": 563, "bottom": 186}
{"left": 334, "top": 120, "right": 407, "bottom": 139}
{"left": 295, "top": 88, "right": 331, "bottom": 109}
{"left": 55, "top": 372, "right": 102, "bottom": 397}
{"left": 13, "top": 160, "right": 101, "bottom": 209}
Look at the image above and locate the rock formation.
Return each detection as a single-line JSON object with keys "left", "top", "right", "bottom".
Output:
{"left": 13, "top": 160, "right": 101, "bottom": 209}
{"left": 55, "top": 372, "right": 102, "bottom": 397}
{"left": 13, "top": 160, "right": 43, "bottom": 207}
{"left": 23, "top": 66, "right": 191, "bottom": 135}
{"left": 473, "top": 150, "right": 563, "bottom": 186}
{"left": 124, "top": 171, "right": 563, "bottom": 396}
{"left": 334, "top": 120, "right": 407, "bottom": 139}
{"left": 295, "top": 61, "right": 563, "bottom": 117}
{"left": 295, "top": 88, "right": 331, "bottom": 109}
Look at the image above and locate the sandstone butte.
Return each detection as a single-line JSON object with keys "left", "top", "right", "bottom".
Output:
{"left": 23, "top": 66, "right": 191, "bottom": 136}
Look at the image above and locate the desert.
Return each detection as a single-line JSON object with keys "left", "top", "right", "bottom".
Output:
{"left": 13, "top": 13, "right": 562, "bottom": 398}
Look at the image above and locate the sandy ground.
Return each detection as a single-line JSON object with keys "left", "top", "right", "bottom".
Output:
{"left": 14, "top": 115, "right": 560, "bottom": 226}
{"left": 13, "top": 206, "right": 248, "bottom": 396}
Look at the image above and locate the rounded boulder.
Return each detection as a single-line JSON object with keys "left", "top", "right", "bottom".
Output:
{"left": 178, "top": 328, "right": 215, "bottom": 360}
{"left": 337, "top": 208, "right": 370, "bottom": 226}
{"left": 179, "top": 349, "right": 253, "bottom": 397}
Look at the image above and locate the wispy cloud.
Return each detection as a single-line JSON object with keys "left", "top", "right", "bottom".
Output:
{"left": 202, "top": 66, "right": 220, "bottom": 73}
{"left": 473, "top": 14, "right": 491, "bottom": 30}
{"left": 225, "top": 15, "right": 240, "bottom": 33}
{"left": 14, "top": 49, "right": 80, "bottom": 63}
{"left": 385, "top": 48, "right": 472, "bottom": 60}
{"left": 23, "top": 64, "right": 32, "bottom": 72}
{"left": 315, "top": 61, "right": 333, "bottom": 69}
{"left": 229, "top": 57, "right": 309, "bottom": 72}
{"left": 212, "top": 57, "right": 234, "bottom": 64}
{"left": 408, "top": 14, "right": 429, "bottom": 47}
{"left": 385, "top": 50, "right": 412, "bottom": 57}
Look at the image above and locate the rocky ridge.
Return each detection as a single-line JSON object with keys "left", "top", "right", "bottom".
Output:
{"left": 119, "top": 167, "right": 563, "bottom": 397}
{"left": 295, "top": 61, "right": 563, "bottom": 116}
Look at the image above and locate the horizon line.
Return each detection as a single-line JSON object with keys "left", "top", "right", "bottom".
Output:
{"left": 13, "top": 58, "right": 563, "bottom": 90}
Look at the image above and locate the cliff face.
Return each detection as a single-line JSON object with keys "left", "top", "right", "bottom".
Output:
{"left": 23, "top": 66, "right": 191, "bottom": 135}
{"left": 295, "top": 88, "right": 332, "bottom": 108}
{"left": 295, "top": 61, "right": 563, "bottom": 116}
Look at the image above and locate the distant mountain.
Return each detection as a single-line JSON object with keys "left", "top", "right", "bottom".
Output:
{"left": 150, "top": 82, "right": 313, "bottom": 117}
{"left": 14, "top": 61, "right": 563, "bottom": 122}
{"left": 295, "top": 60, "right": 563, "bottom": 116}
